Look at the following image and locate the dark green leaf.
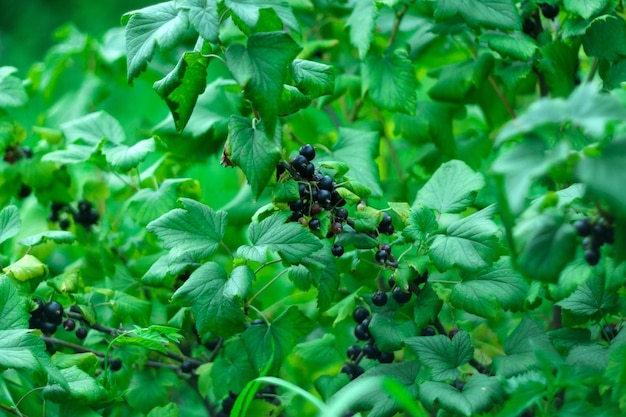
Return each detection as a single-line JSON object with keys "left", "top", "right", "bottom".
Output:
{"left": 563, "top": 0, "right": 608, "bottom": 19}
{"left": 582, "top": 15, "right": 626, "bottom": 61}
{"left": 345, "top": 0, "right": 378, "bottom": 59}
{"left": 405, "top": 331, "right": 473, "bottom": 381}
{"left": 104, "top": 138, "right": 156, "bottom": 172}
{"left": 212, "top": 339, "right": 257, "bottom": 398}
{"left": 420, "top": 374, "right": 503, "bottom": 416}
{"left": 291, "top": 59, "right": 335, "bottom": 98}
{"left": 480, "top": 32, "right": 537, "bottom": 61}
{"left": 0, "top": 276, "right": 28, "bottom": 330}
{"left": 403, "top": 205, "right": 437, "bottom": 242}
{"left": 225, "top": 0, "right": 299, "bottom": 33}
{"left": 111, "top": 291, "right": 152, "bottom": 326}
{"left": 369, "top": 313, "right": 417, "bottom": 352}
{"left": 557, "top": 273, "right": 618, "bottom": 318}
{"left": 413, "top": 283, "right": 444, "bottom": 328}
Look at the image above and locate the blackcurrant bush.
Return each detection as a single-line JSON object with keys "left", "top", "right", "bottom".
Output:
{"left": 378, "top": 351, "right": 394, "bottom": 364}
{"left": 354, "top": 324, "right": 371, "bottom": 341}
{"left": 63, "top": 319, "right": 76, "bottom": 331}
{"left": 363, "top": 342, "right": 380, "bottom": 359}
{"left": 40, "top": 321, "right": 58, "bottom": 335}
{"left": 299, "top": 144, "right": 316, "bottom": 161}
{"left": 574, "top": 218, "right": 592, "bottom": 237}
{"left": 540, "top": 3, "right": 559, "bottom": 19}
{"left": 584, "top": 249, "right": 600, "bottom": 266}
{"left": 372, "top": 291, "right": 388, "bottom": 307}
{"left": 347, "top": 345, "right": 361, "bottom": 361}
{"left": 375, "top": 249, "right": 388, "bottom": 263}
{"left": 392, "top": 286, "right": 412, "bottom": 304}
{"left": 318, "top": 175, "right": 334, "bottom": 191}
{"left": 602, "top": 323, "right": 619, "bottom": 341}
{"left": 332, "top": 243, "right": 344, "bottom": 257}
{"left": 76, "top": 327, "right": 88, "bottom": 340}
{"left": 180, "top": 359, "right": 195, "bottom": 373}
{"left": 309, "top": 218, "right": 321, "bottom": 231}
{"left": 331, "top": 222, "right": 343, "bottom": 235}
{"left": 334, "top": 208, "right": 348, "bottom": 221}
{"left": 43, "top": 301, "right": 64, "bottom": 325}
{"left": 421, "top": 326, "right": 436, "bottom": 336}
{"left": 353, "top": 306, "right": 370, "bottom": 323}
{"left": 59, "top": 218, "right": 70, "bottom": 230}
{"left": 109, "top": 358, "right": 123, "bottom": 371}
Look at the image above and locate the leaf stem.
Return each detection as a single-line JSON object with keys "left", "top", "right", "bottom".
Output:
{"left": 254, "top": 259, "right": 282, "bottom": 275}
{"left": 0, "top": 404, "right": 26, "bottom": 417}
{"left": 247, "top": 304, "right": 271, "bottom": 325}
{"left": 586, "top": 57, "right": 599, "bottom": 83}
{"left": 220, "top": 241, "right": 235, "bottom": 259}
{"left": 388, "top": 3, "right": 410, "bottom": 46}
{"left": 14, "top": 387, "right": 46, "bottom": 415}
{"left": 488, "top": 75, "right": 516, "bottom": 119}
{"left": 349, "top": 97, "right": 364, "bottom": 122}
{"left": 247, "top": 269, "right": 289, "bottom": 306}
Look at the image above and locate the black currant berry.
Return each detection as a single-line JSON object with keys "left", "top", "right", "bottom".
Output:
{"left": 361, "top": 317, "right": 370, "bottom": 328}
{"left": 18, "top": 184, "right": 31, "bottom": 199}
{"left": 353, "top": 306, "right": 370, "bottom": 324}
{"left": 331, "top": 222, "right": 343, "bottom": 235}
{"left": 309, "top": 218, "right": 321, "bottom": 231}
{"left": 539, "top": 3, "right": 559, "bottom": 19}
{"left": 43, "top": 301, "right": 64, "bottom": 325}
{"left": 78, "top": 200, "right": 91, "bottom": 213}
{"left": 392, "top": 286, "right": 412, "bottom": 304}
{"left": 375, "top": 249, "right": 388, "bottom": 264}
{"left": 421, "top": 326, "right": 436, "bottom": 336}
{"left": 347, "top": 345, "right": 361, "bottom": 361}
{"left": 59, "top": 218, "right": 70, "bottom": 230}
{"left": 451, "top": 379, "right": 466, "bottom": 391}
{"left": 372, "top": 291, "right": 388, "bottom": 307}
{"left": 331, "top": 191, "right": 346, "bottom": 207}
{"left": 63, "top": 319, "right": 76, "bottom": 331}
{"left": 76, "top": 327, "right": 88, "bottom": 340}
{"left": 363, "top": 342, "right": 380, "bottom": 360}
{"left": 574, "top": 219, "right": 592, "bottom": 237}
{"left": 354, "top": 324, "right": 371, "bottom": 341}
{"left": 304, "top": 163, "right": 315, "bottom": 178}
{"left": 310, "top": 203, "right": 323, "bottom": 215}
{"left": 448, "top": 328, "right": 460, "bottom": 339}
{"left": 378, "top": 351, "right": 394, "bottom": 364}
{"left": 317, "top": 189, "right": 331, "bottom": 204}
{"left": 413, "top": 270, "right": 429, "bottom": 285}
{"left": 299, "top": 144, "right": 316, "bottom": 161}
{"left": 180, "top": 359, "right": 195, "bottom": 373}
{"left": 319, "top": 175, "right": 334, "bottom": 191}
{"left": 109, "top": 358, "right": 123, "bottom": 371}
{"left": 289, "top": 200, "right": 304, "bottom": 212}
{"left": 602, "top": 323, "right": 619, "bottom": 341}
{"left": 332, "top": 243, "right": 345, "bottom": 257}
{"left": 334, "top": 208, "right": 348, "bottom": 221}
{"left": 584, "top": 249, "right": 600, "bottom": 266}
{"left": 40, "top": 321, "right": 58, "bottom": 335}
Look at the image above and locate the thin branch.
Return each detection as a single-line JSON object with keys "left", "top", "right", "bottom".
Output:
{"left": 43, "top": 336, "right": 104, "bottom": 356}
{"left": 254, "top": 259, "right": 282, "bottom": 275}
{"left": 388, "top": 4, "right": 410, "bottom": 46}
{"left": 220, "top": 241, "right": 235, "bottom": 259}
{"left": 586, "top": 57, "right": 599, "bottom": 83}
{"left": 488, "top": 75, "right": 516, "bottom": 119}
{"left": 348, "top": 97, "right": 364, "bottom": 122}
{"left": 247, "top": 269, "right": 290, "bottom": 305}
{"left": 0, "top": 404, "right": 26, "bottom": 417}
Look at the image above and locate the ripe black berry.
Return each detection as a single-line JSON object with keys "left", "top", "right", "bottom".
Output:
{"left": 289, "top": 200, "right": 304, "bottom": 212}
{"left": 392, "top": 286, "right": 412, "bottom": 304}
{"left": 304, "top": 163, "right": 315, "bottom": 178}
{"left": 43, "top": 301, "right": 64, "bottom": 325}
{"left": 375, "top": 249, "right": 388, "bottom": 264}
{"left": 574, "top": 219, "right": 592, "bottom": 237}
{"left": 334, "top": 208, "right": 348, "bottom": 221}
{"left": 331, "top": 191, "right": 346, "bottom": 207}
{"left": 451, "top": 379, "right": 465, "bottom": 391}
{"left": 413, "top": 270, "right": 429, "bottom": 285}
{"left": 309, "top": 218, "right": 321, "bottom": 231}
{"left": 371, "top": 291, "right": 388, "bottom": 307}
{"left": 40, "top": 321, "right": 58, "bottom": 335}
{"left": 378, "top": 351, "right": 394, "bottom": 363}
{"left": 363, "top": 342, "right": 380, "bottom": 360}
{"left": 539, "top": 3, "right": 559, "bottom": 19}
{"left": 63, "top": 319, "right": 76, "bottom": 331}
{"left": 347, "top": 345, "right": 361, "bottom": 361}
{"left": 59, "top": 218, "right": 70, "bottom": 230}
{"left": 602, "top": 323, "right": 619, "bottom": 341}
{"left": 341, "top": 363, "right": 364, "bottom": 380}
{"left": 584, "top": 249, "right": 600, "bottom": 266}
{"left": 180, "top": 359, "right": 195, "bottom": 373}
{"left": 109, "top": 358, "right": 123, "bottom": 371}
{"left": 317, "top": 189, "right": 331, "bottom": 204}
{"left": 76, "top": 327, "right": 88, "bottom": 340}
{"left": 421, "top": 326, "right": 436, "bottom": 336}
{"left": 18, "top": 184, "right": 31, "bottom": 199}
{"left": 354, "top": 324, "right": 371, "bottom": 341}
{"left": 318, "top": 175, "right": 334, "bottom": 191}
{"left": 361, "top": 317, "right": 371, "bottom": 328}
{"left": 299, "top": 144, "right": 316, "bottom": 161}
{"left": 332, "top": 243, "right": 345, "bottom": 257}
{"left": 78, "top": 200, "right": 91, "bottom": 213}
{"left": 353, "top": 306, "right": 370, "bottom": 324}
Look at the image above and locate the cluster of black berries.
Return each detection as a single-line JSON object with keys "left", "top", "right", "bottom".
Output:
{"left": 370, "top": 268, "right": 429, "bottom": 308}
{"left": 3, "top": 145, "right": 32, "bottom": 164}
{"left": 49, "top": 200, "right": 99, "bottom": 230}
{"left": 217, "top": 392, "right": 238, "bottom": 417}
{"left": 374, "top": 243, "right": 397, "bottom": 269}
{"left": 342, "top": 306, "right": 395, "bottom": 380}
{"left": 29, "top": 300, "right": 64, "bottom": 335}
{"left": 377, "top": 212, "right": 394, "bottom": 235}
{"left": 573, "top": 216, "right": 614, "bottom": 266}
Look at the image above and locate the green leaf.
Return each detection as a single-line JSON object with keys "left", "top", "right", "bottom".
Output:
{"left": 123, "top": 1, "right": 189, "bottom": 83}
{"left": 420, "top": 374, "right": 503, "bottom": 416}
{"left": 369, "top": 313, "right": 418, "bottom": 352}
{"left": 415, "top": 160, "right": 485, "bottom": 213}
{"left": 325, "top": 127, "right": 382, "bottom": 197}
{"left": 0, "top": 205, "right": 20, "bottom": 246}
{"left": 480, "top": 32, "right": 537, "bottom": 61}
{"left": 300, "top": 245, "right": 341, "bottom": 311}
{"left": 362, "top": 46, "right": 417, "bottom": 114}
{"left": 225, "top": 0, "right": 299, "bottom": 33}
{"left": 577, "top": 139, "right": 626, "bottom": 217}
{"left": 127, "top": 178, "right": 193, "bottom": 225}
{"left": 18, "top": 231, "right": 76, "bottom": 247}
{"left": 225, "top": 32, "right": 301, "bottom": 135}
{"left": 493, "top": 317, "right": 561, "bottom": 377}
{"left": 291, "top": 59, "right": 335, "bottom": 98}
{"left": 403, "top": 205, "right": 437, "bottom": 242}
{"left": 0, "top": 276, "right": 28, "bottom": 330}
{"left": 237, "top": 212, "right": 323, "bottom": 264}
{"left": 104, "top": 138, "right": 156, "bottom": 172}
{"left": 147, "top": 198, "right": 228, "bottom": 259}
{"left": 177, "top": 0, "right": 219, "bottom": 42}
{"left": 61, "top": 111, "right": 125, "bottom": 145}
{"left": 563, "top": 0, "right": 608, "bottom": 19}
{"left": 515, "top": 210, "right": 577, "bottom": 283}
{"left": 345, "top": 0, "right": 378, "bottom": 59}
{"left": 496, "top": 83, "right": 626, "bottom": 144}
{"left": 43, "top": 366, "right": 107, "bottom": 404}
{"left": 0, "top": 67, "right": 27, "bottom": 108}
{"left": 582, "top": 15, "right": 626, "bottom": 61}
{"left": 212, "top": 339, "right": 257, "bottom": 398}
{"left": 557, "top": 273, "right": 618, "bottom": 319}
{"left": 111, "top": 292, "right": 152, "bottom": 327}
{"left": 428, "top": 54, "right": 494, "bottom": 103}
{"left": 147, "top": 403, "right": 180, "bottom": 417}
{"left": 429, "top": 206, "right": 501, "bottom": 271}
{"left": 537, "top": 39, "right": 579, "bottom": 98}
{"left": 405, "top": 331, "right": 473, "bottom": 381}
{"left": 226, "top": 115, "right": 281, "bottom": 199}
{"left": 115, "top": 326, "right": 183, "bottom": 354}
{"left": 142, "top": 252, "right": 198, "bottom": 286}
{"left": 172, "top": 262, "right": 248, "bottom": 339}
{"left": 242, "top": 306, "right": 313, "bottom": 373}
{"left": 451, "top": 257, "right": 528, "bottom": 318}
{"left": 413, "top": 283, "right": 444, "bottom": 328}
{"left": 3, "top": 254, "right": 49, "bottom": 282}
{"left": 279, "top": 85, "right": 312, "bottom": 115}
{"left": 437, "top": 0, "right": 521, "bottom": 31}
{"left": 154, "top": 52, "right": 208, "bottom": 132}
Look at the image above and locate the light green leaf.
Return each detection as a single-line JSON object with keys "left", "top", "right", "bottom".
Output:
{"left": 61, "top": 111, "right": 125, "bottom": 145}
{"left": 451, "top": 257, "right": 528, "bottom": 318}
{"left": 225, "top": 0, "right": 299, "bottom": 33}
{"left": 127, "top": 178, "right": 193, "bottom": 225}
{"left": 415, "top": 160, "right": 485, "bottom": 213}
{"left": 3, "top": 254, "right": 49, "bottom": 282}
{"left": 557, "top": 274, "right": 618, "bottom": 319}
{"left": 18, "top": 231, "right": 76, "bottom": 247}
{"left": 0, "top": 276, "right": 28, "bottom": 330}
{"left": 123, "top": 1, "right": 189, "bottom": 83}
{"left": 420, "top": 374, "right": 503, "bottom": 416}
{"left": 403, "top": 204, "right": 437, "bottom": 242}
{"left": 226, "top": 115, "right": 281, "bottom": 199}
{"left": 405, "top": 331, "right": 473, "bottom": 381}
{"left": 437, "top": 0, "right": 521, "bottom": 31}
{"left": 154, "top": 52, "right": 208, "bottom": 132}
{"left": 563, "top": 0, "right": 608, "bottom": 19}
{"left": 172, "top": 262, "right": 248, "bottom": 339}
{"left": 346, "top": 0, "right": 378, "bottom": 59}
{"left": 111, "top": 292, "right": 152, "bottom": 327}
{"left": 238, "top": 212, "right": 323, "bottom": 264}
{"left": 225, "top": 31, "right": 301, "bottom": 135}
{"left": 104, "top": 138, "right": 156, "bottom": 172}
{"left": 147, "top": 198, "right": 228, "bottom": 259}
{"left": 493, "top": 317, "right": 561, "bottom": 377}
{"left": 480, "top": 32, "right": 537, "bottom": 61}
{"left": 362, "top": 46, "right": 417, "bottom": 114}
{"left": 429, "top": 206, "right": 501, "bottom": 271}
{"left": 0, "top": 205, "right": 21, "bottom": 246}
{"left": 291, "top": 59, "right": 335, "bottom": 98}
{"left": 43, "top": 366, "right": 107, "bottom": 404}
{"left": 177, "top": 0, "right": 219, "bottom": 42}
{"left": 0, "top": 67, "right": 27, "bottom": 107}
{"left": 115, "top": 326, "right": 183, "bottom": 353}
